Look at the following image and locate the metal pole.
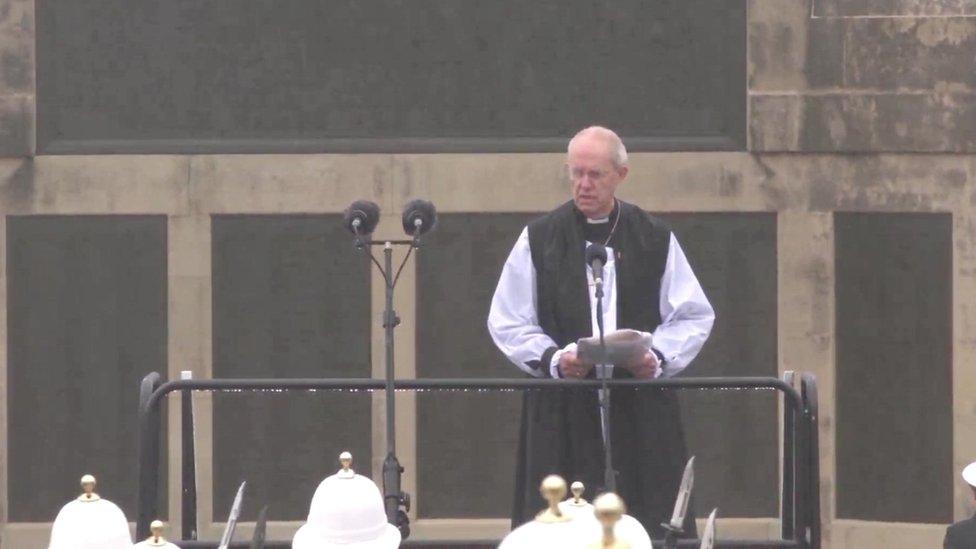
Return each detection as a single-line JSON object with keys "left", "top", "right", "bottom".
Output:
{"left": 781, "top": 371, "right": 795, "bottom": 539}
{"left": 595, "top": 287, "right": 615, "bottom": 493}
{"left": 384, "top": 243, "right": 397, "bottom": 454}
{"left": 181, "top": 370, "right": 198, "bottom": 540}
{"left": 136, "top": 372, "right": 162, "bottom": 540}
{"left": 801, "top": 374, "right": 821, "bottom": 549}
{"left": 380, "top": 242, "right": 407, "bottom": 535}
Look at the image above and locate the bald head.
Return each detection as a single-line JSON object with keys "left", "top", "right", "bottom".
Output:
{"left": 566, "top": 126, "right": 629, "bottom": 218}
{"left": 568, "top": 126, "right": 628, "bottom": 169}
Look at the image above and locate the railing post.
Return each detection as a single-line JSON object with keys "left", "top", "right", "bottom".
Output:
{"left": 801, "top": 374, "right": 821, "bottom": 549}
{"left": 136, "top": 371, "right": 163, "bottom": 540}
{"left": 781, "top": 371, "right": 796, "bottom": 540}
{"left": 181, "top": 370, "right": 198, "bottom": 540}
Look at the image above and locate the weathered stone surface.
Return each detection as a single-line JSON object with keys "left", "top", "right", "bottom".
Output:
{"left": 0, "top": 0, "right": 33, "bottom": 95}
{"left": 752, "top": 92, "right": 976, "bottom": 152}
{"left": 0, "top": 93, "right": 33, "bottom": 156}
{"left": 748, "top": 95, "right": 803, "bottom": 150}
{"left": 843, "top": 17, "right": 976, "bottom": 89}
{"left": 751, "top": 1, "right": 976, "bottom": 152}
{"left": 748, "top": 0, "right": 811, "bottom": 91}
{"left": 805, "top": 16, "right": 846, "bottom": 88}
{"left": 815, "top": 0, "right": 976, "bottom": 17}
{"left": 189, "top": 154, "right": 390, "bottom": 214}
{"left": 0, "top": 155, "right": 188, "bottom": 214}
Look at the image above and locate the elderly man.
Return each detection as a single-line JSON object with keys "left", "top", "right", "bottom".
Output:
{"left": 944, "top": 462, "right": 976, "bottom": 548}
{"left": 488, "top": 126, "right": 714, "bottom": 536}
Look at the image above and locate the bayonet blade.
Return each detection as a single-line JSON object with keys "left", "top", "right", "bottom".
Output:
{"left": 668, "top": 456, "right": 695, "bottom": 530}
{"left": 699, "top": 508, "right": 717, "bottom": 549}
{"left": 218, "top": 481, "right": 247, "bottom": 549}
{"left": 250, "top": 505, "right": 268, "bottom": 549}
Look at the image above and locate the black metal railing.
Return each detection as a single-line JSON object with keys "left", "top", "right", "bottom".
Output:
{"left": 136, "top": 373, "right": 820, "bottom": 549}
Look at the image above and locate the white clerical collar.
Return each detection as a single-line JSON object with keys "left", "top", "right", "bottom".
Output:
{"left": 586, "top": 216, "right": 610, "bottom": 224}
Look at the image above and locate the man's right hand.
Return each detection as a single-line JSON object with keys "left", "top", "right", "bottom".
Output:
{"left": 559, "top": 351, "right": 594, "bottom": 379}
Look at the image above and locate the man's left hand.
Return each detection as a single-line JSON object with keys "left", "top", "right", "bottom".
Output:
{"left": 623, "top": 351, "right": 660, "bottom": 379}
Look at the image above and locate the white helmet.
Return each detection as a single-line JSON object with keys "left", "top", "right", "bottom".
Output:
{"left": 963, "top": 461, "right": 976, "bottom": 488}
{"left": 498, "top": 520, "right": 586, "bottom": 549}
{"left": 49, "top": 499, "right": 133, "bottom": 549}
{"left": 293, "top": 473, "right": 400, "bottom": 549}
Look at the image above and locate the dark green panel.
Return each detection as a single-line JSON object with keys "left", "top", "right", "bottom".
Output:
{"left": 211, "top": 215, "right": 372, "bottom": 521}
{"left": 7, "top": 215, "right": 167, "bottom": 521}
{"left": 36, "top": 0, "right": 745, "bottom": 153}
{"left": 661, "top": 213, "right": 779, "bottom": 518}
{"left": 416, "top": 213, "right": 536, "bottom": 518}
{"left": 835, "top": 212, "right": 952, "bottom": 523}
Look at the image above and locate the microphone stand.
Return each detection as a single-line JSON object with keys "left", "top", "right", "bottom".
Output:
{"left": 594, "top": 277, "right": 616, "bottom": 494}
{"left": 355, "top": 228, "right": 416, "bottom": 538}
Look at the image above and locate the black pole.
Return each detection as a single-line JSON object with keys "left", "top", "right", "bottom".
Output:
{"left": 801, "top": 374, "right": 821, "bottom": 549}
{"left": 781, "top": 371, "right": 796, "bottom": 540}
{"left": 594, "top": 282, "right": 615, "bottom": 493}
{"left": 793, "top": 390, "right": 809, "bottom": 549}
{"left": 181, "top": 372, "right": 198, "bottom": 540}
{"left": 380, "top": 243, "right": 407, "bottom": 535}
{"left": 383, "top": 243, "right": 397, "bottom": 454}
{"left": 136, "top": 371, "right": 163, "bottom": 539}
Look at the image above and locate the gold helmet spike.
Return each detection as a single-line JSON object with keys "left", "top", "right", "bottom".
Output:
{"left": 337, "top": 451, "right": 355, "bottom": 478}
{"left": 591, "top": 492, "right": 629, "bottom": 549}
{"left": 146, "top": 519, "right": 169, "bottom": 546}
{"left": 78, "top": 474, "right": 101, "bottom": 502}
{"left": 571, "top": 481, "right": 586, "bottom": 504}
{"left": 535, "top": 475, "right": 571, "bottom": 523}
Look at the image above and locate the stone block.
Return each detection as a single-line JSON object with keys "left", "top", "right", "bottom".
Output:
{"left": 0, "top": 93, "right": 33, "bottom": 156}
{"left": 843, "top": 17, "right": 976, "bottom": 89}
{"left": 815, "top": 0, "right": 976, "bottom": 17}
{"left": 0, "top": 0, "right": 34, "bottom": 94}
{"left": 748, "top": 0, "right": 812, "bottom": 91}
{"left": 752, "top": 92, "right": 976, "bottom": 152}
{"left": 749, "top": 95, "right": 803, "bottom": 151}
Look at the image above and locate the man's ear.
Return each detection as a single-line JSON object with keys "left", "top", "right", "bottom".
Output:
{"left": 617, "top": 165, "right": 629, "bottom": 182}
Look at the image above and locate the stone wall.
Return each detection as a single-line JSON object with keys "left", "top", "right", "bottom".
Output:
{"left": 2, "top": 1, "right": 975, "bottom": 548}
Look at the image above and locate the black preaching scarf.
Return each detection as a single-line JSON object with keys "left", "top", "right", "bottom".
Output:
{"left": 512, "top": 200, "right": 696, "bottom": 538}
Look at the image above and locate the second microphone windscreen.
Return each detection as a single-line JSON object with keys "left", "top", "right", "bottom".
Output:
{"left": 402, "top": 199, "right": 437, "bottom": 236}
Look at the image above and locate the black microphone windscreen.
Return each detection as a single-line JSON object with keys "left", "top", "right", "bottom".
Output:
{"left": 402, "top": 199, "right": 437, "bottom": 236}
{"left": 343, "top": 200, "right": 381, "bottom": 235}
{"left": 585, "top": 243, "right": 608, "bottom": 265}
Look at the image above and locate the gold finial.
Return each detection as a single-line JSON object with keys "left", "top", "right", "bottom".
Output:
{"left": 337, "top": 451, "right": 355, "bottom": 478}
{"left": 535, "top": 475, "right": 571, "bottom": 523}
{"left": 590, "top": 493, "right": 629, "bottom": 549}
{"left": 571, "top": 481, "right": 586, "bottom": 504}
{"left": 77, "top": 474, "right": 101, "bottom": 502}
{"left": 145, "top": 520, "right": 168, "bottom": 546}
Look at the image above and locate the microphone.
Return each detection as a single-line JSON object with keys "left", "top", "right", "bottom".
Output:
{"left": 343, "top": 200, "right": 381, "bottom": 236}
{"left": 401, "top": 199, "right": 437, "bottom": 241}
{"left": 585, "top": 243, "right": 608, "bottom": 298}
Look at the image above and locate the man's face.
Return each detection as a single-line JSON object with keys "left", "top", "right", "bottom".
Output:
{"left": 567, "top": 136, "right": 628, "bottom": 218}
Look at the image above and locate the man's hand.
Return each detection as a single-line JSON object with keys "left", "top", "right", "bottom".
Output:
{"left": 559, "top": 351, "right": 594, "bottom": 379}
{"left": 623, "top": 351, "right": 660, "bottom": 379}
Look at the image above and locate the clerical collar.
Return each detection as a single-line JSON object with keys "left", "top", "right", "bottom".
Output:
{"left": 577, "top": 200, "right": 620, "bottom": 246}
{"left": 574, "top": 200, "right": 619, "bottom": 224}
